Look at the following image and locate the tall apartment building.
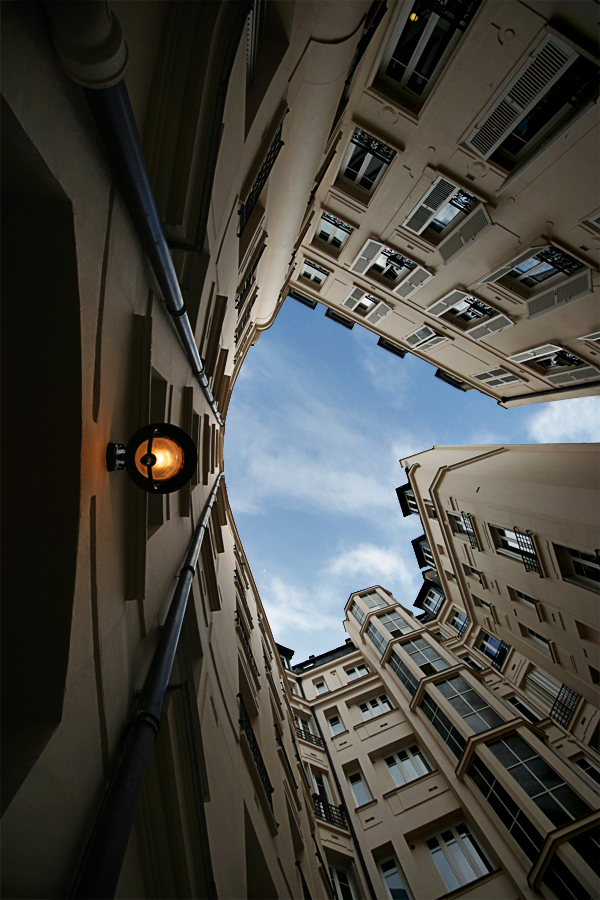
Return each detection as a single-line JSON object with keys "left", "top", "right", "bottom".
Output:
{"left": 286, "top": 576, "right": 599, "bottom": 900}
{"left": 285, "top": 0, "right": 600, "bottom": 406}
{"left": 2, "top": 2, "right": 373, "bottom": 896}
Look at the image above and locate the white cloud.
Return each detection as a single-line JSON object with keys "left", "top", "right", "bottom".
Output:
{"left": 526, "top": 397, "right": 600, "bottom": 443}
{"left": 326, "top": 542, "right": 415, "bottom": 586}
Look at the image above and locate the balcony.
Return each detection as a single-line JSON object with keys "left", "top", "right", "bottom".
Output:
{"left": 490, "top": 640, "right": 510, "bottom": 671}
{"left": 235, "top": 612, "right": 260, "bottom": 679}
{"left": 313, "top": 796, "right": 348, "bottom": 829}
{"left": 513, "top": 527, "right": 543, "bottom": 576}
{"left": 296, "top": 727, "right": 324, "bottom": 748}
{"left": 461, "top": 512, "right": 480, "bottom": 551}
{"left": 550, "top": 684, "right": 581, "bottom": 727}
{"left": 238, "top": 695, "right": 274, "bottom": 810}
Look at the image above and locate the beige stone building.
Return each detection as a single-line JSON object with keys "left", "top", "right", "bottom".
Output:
{"left": 286, "top": 0, "right": 600, "bottom": 406}
{"left": 286, "top": 573, "right": 599, "bottom": 899}
{"left": 2, "top": 1, "right": 599, "bottom": 899}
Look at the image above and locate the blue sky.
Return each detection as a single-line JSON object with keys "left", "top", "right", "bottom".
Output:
{"left": 225, "top": 298, "right": 600, "bottom": 665}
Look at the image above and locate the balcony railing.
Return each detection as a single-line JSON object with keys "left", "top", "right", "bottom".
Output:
{"left": 313, "top": 796, "right": 348, "bottom": 829}
{"left": 238, "top": 115, "right": 286, "bottom": 235}
{"left": 550, "top": 684, "right": 581, "bottom": 727}
{"left": 461, "top": 512, "right": 480, "bottom": 550}
{"left": 235, "top": 612, "right": 260, "bottom": 678}
{"left": 490, "top": 640, "right": 510, "bottom": 671}
{"left": 238, "top": 695, "right": 274, "bottom": 809}
{"left": 513, "top": 527, "right": 543, "bottom": 576}
{"left": 274, "top": 725, "right": 298, "bottom": 790}
{"left": 296, "top": 727, "right": 324, "bottom": 748}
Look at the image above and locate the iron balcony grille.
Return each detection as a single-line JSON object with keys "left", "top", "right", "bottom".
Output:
{"left": 423, "top": 0, "right": 483, "bottom": 33}
{"left": 235, "top": 242, "right": 267, "bottom": 309}
{"left": 296, "top": 727, "right": 324, "bottom": 748}
{"left": 313, "top": 797, "right": 348, "bottom": 829}
{"left": 274, "top": 725, "right": 298, "bottom": 790}
{"left": 461, "top": 512, "right": 480, "bottom": 550}
{"left": 490, "top": 640, "right": 510, "bottom": 671}
{"left": 234, "top": 294, "right": 256, "bottom": 343}
{"left": 239, "top": 695, "right": 274, "bottom": 809}
{"left": 235, "top": 612, "right": 260, "bottom": 678}
{"left": 550, "top": 684, "right": 581, "bottom": 727}
{"left": 456, "top": 617, "right": 469, "bottom": 637}
{"left": 234, "top": 568, "right": 248, "bottom": 606}
{"left": 238, "top": 116, "right": 286, "bottom": 235}
{"left": 513, "top": 527, "right": 543, "bottom": 575}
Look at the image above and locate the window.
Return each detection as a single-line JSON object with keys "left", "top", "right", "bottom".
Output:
{"left": 463, "top": 655, "right": 483, "bottom": 671}
{"left": 436, "top": 675, "right": 504, "bottom": 733}
{"left": 350, "top": 239, "right": 434, "bottom": 299}
{"left": 346, "top": 664, "right": 370, "bottom": 681}
{"left": 315, "top": 212, "right": 353, "bottom": 250}
{"left": 490, "top": 525, "right": 541, "bottom": 573}
{"left": 402, "top": 636, "right": 449, "bottom": 676}
{"left": 340, "top": 128, "right": 395, "bottom": 194}
{"left": 574, "top": 755, "right": 600, "bottom": 788}
{"left": 476, "top": 631, "right": 510, "bottom": 670}
{"left": 310, "top": 767, "right": 333, "bottom": 802}
{"left": 238, "top": 114, "right": 285, "bottom": 234}
{"left": 413, "top": 536, "right": 435, "bottom": 568}
{"left": 487, "top": 733, "right": 592, "bottom": 828}
{"left": 479, "top": 244, "right": 593, "bottom": 320}
{"left": 403, "top": 324, "right": 447, "bottom": 352}
{"left": 421, "top": 587, "right": 443, "bottom": 615}
{"left": 434, "top": 630, "right": 448, "bottom": 642}
{"left": 389, "top": 649, "right": 419, "bottom": 697}
{"left": 341, "top": 287, "right": 392, "bottom": 326}
{"left": 420, "top": 691, "right": 467, "bottom": 758}
{"left": 447, "top": 608, "right": 469, "bottom": 634}
{"left": 379, "top": 857, "right": 410, "bottom": 900}
{"left": 465, "top": 33, "right": 599, "bottom": 168}
{"left": 474, "top": 367, "right": 522, "bottom": 388}
{"left": 508, "top": 344, "right": 599, "bottom": 387}
{"left": 426, "top": 823, "right": 492, "bottom": 892}
{"left": 300, "top": 259, "right": 329, "bottom": 286}
{"left": 377, "top": 0, "right": 481, "bottom": 112}
{"left": 554, "top": 545, "right": 600, "bottom": 593}
{"left": 315, "top": 681, "right": 327, "bottom": 695}
{"left": 506, "top": 695, "right": 541, "bottom": 724}
{"left": 474, "top": 597, "right": 491, "bottom": 613}
{"left": 525, "top": 626, "right": 550, "bottom": 650}
{"left": 360, "top": 590, "right": 389, "bottom": 610}
{"left": 396, "top": 483, "right": 419, "bottom": 516}
{"left": 359, "top": 695, "right": 393, "bottom": 720}
{"left": 377, "top": 610, "right": 413, "bottom": 637}
{"left": 403, "top": 177, "right": 479, "bottom": 239}
{"left": 349, "top": 600, "right": 366, "bottom": 626}
{"left": 523, "top": 666, "right": 581, "bottom": 727}
{"left": 348, "top": 771, "right": 371, "bottom": 806}
{"left": 510, "top": 587, "right": 537, "bottom": 606}
{"left": 329, "top": 866, "right": 357, "bottom": 900}
{"left": 366, "top": 621, "right": 388, "bottom": 656}
{"left": 294, "top": 715, "right": 315, "bottom": 738}
{"left": 329, "top": 715, "right": 345, "bottom": 736}
{"left": 386, "top": 744, "right": 431, "bottom": 786}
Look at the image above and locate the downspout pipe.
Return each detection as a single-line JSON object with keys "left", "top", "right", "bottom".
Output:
{"left": 70, "top": 473, "right": 223, "bottom": 900}
{"left": 46, "top": 2, "right": 224, "bottom": 426}
{"left": 297, "top": 678, "right": 378, "bottom": 900}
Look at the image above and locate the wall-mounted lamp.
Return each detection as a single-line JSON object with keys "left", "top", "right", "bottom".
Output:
{"left": 107, "top": 423, "right": 198, "bottom": 494}
{"left": 409, "top": 12, "right": 419, "bottom": 21}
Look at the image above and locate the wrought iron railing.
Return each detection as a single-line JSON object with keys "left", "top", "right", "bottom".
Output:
{"left": 550, "top": 684, "right": 581, "bottom": 727}
{"left": 313, "top": 796, "right": 348, "bottom": 829}
{"left": 456, "top": 617, "right": 469, "bottom": 637}
{"left": 274, "top": 725, "right": 298, "bottom": 790}
{"left": 235, "top": 242, "right": 267, "bottom": 308}
{"left": 235, "top": 612, "right": 260, "bottom": 678}
{"left": 238, "top": 695, "right": 274, "bottom": 809}
{"left": 490, "top": 640, "right": 510, "bottom": 671}
{"left": 296, "top": 727, "right": 324, "bottom": 748}
{"left": 513, "top": 527, "right": 543, "bottom": 576}
{"left": 238, "top": 115, "right": 287, "bottom": 235}
{"left": 461, "top": 512, "right": 480, "bottom": 550}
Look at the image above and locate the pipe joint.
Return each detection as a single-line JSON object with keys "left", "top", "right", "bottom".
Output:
{"left": 47, "top": 1, "right": 128, "bottom": 89}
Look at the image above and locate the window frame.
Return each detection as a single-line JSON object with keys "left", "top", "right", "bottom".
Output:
{"left": 376, "top": 609, "right": 414, "bottom": 638}
{"left": 506, "top": 694, "right": 542, "bottom": 724}
{"left": 339, "top": 128, "right": 395, "bottom": 196}
{"left": 300, "top": 258, "right": 330, "bottom": 287}
{"left": 359, "top": 694, "right": 393, "bottom": 721}
{"left": 347, "top": 770, "right": 372, "bottom": 807}
{"left": 313, "top": 211, "right": 354, "bottom": 253}
{"left": 315, "top": 680, "right": 328, "bottom": 695}
{"left": 554, "top": 544, "right": 600, "bottom": 594}
{"left": 425, "top": 822, "right": 493, "bottom": 892}
{"left": 402, "top": 176, "right": 480, "bottom": 240}
{"left": 346, "top": 663, "right": 370, "bottom": 682}
{"left": 329, "top": 714, "right": 345, "bottom": 736}
{"left": 385, "top": 743, "right": 432, "bottom": 787}
{"left": 435, "top": 674, "right": 504, "bottom": 734}
{"left": 573, "top": 755, "right": 600, "bottom": 789}
{"left": 379, "top": 856, "right": 411, "bottom": 900}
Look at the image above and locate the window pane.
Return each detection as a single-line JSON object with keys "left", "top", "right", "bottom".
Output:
{"left": 345, "top": 145, "right": 367, "bottom": 181}
{"left": 428, "top": 842, "right": 461, "bottom": 892}
{"left": 359, "top": 156, "right": 384, "bottom": 190}
{"left": 387, "top": 757, "right": 406, "bottom": 787}
{"left": 444, "top": 833, "right": 479, "bottom": 883}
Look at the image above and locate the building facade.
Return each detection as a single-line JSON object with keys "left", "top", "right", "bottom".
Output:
{"left": 287, "top": 576, "right": 599, "bottom": 900}
{"left": 285, "top": 0, "right": 600, "bottom": 406}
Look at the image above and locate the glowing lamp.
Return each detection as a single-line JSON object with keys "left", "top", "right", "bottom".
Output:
{"left": 107, "top": 423, "right": 198, "bottom": 494}
{"left": 409, "top": 12, "right": 419, "bottom": 21}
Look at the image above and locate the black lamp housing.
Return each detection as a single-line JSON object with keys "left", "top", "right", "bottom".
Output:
{"left": 107, "top": 423, "right": 198, "bottom": 494}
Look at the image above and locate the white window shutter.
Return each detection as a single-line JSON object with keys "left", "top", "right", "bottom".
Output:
{"left": 366, "top": 301, "right": 393, "bottom": 326}
{"left": 438, "top": 206, "right": 493, "bottom": 265}
{"left": 479, "top": 245, "right": 550, "bottom": 285}
{"left": 464, "top": 34, "right": 577, "bottom": 160}
{"left": 508, "top": 344, "right": 562, "bottom": 363}
{"left": 350, "top": 239, "right": 384, "bottom": 274}
{"left": 404, "top": 325, "right": 436, "bottom": 348}
{"left": 394, "top": 266, "right": 434, "bottom": 299}
{"left": 545, "top": 365, "right": 600, "bottom": 386}
{"left": 465, "top": 314, "right": 514, "bottom": 341}
{"left": 475, "top": 368, "right": 522, "bottom": 387}
{"left": 421, "top": 334, "right": 448, "bottom": 350}
{"left": 403, "top": 176, "right": 457, "bottom": 235}
{"left": 342, "top": 287, "right": 367, "bottom": 311}
{"left": 579, "top": 331, "right": 600, "bottom": 343}
{"left": 426, "top": 290, "right": 469, "bottom": 317}
{"left": 527, "top": 269, "right": 593, "bottom": 319}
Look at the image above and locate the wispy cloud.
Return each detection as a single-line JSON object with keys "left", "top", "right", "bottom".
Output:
{"left": 525, "top": 397, "right": 600, "bottom": 443}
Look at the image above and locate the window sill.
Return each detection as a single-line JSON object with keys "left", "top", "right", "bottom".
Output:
{"left": 382, "top": 769, "right": 438, "bottom": 800}
{"left": 353, "top": 710, "right": 395, "bottom": 729}
{"left": 297, "top": 275, "right": 326, "bottom": 292}
{"left": 433, "top": 868, "right": 504, "bottom": 900}
{"left": 353, "top": 797, "right": 377, "bottom": 812}
{"left": 331, "top": 729, "right": 349, "bottom": 739}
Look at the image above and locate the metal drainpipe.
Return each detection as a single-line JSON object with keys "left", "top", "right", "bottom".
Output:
{"left": 46, "top": 3, "right": 224, "bottom": 426}
{"left": 70, "top": 473, "right": 223, "bottom": 900}
{"left": 297, "top": 678, "right": 378, "bottom": 900}
{"left": 499, "top": 379, "right": 600, "bottom": 405}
